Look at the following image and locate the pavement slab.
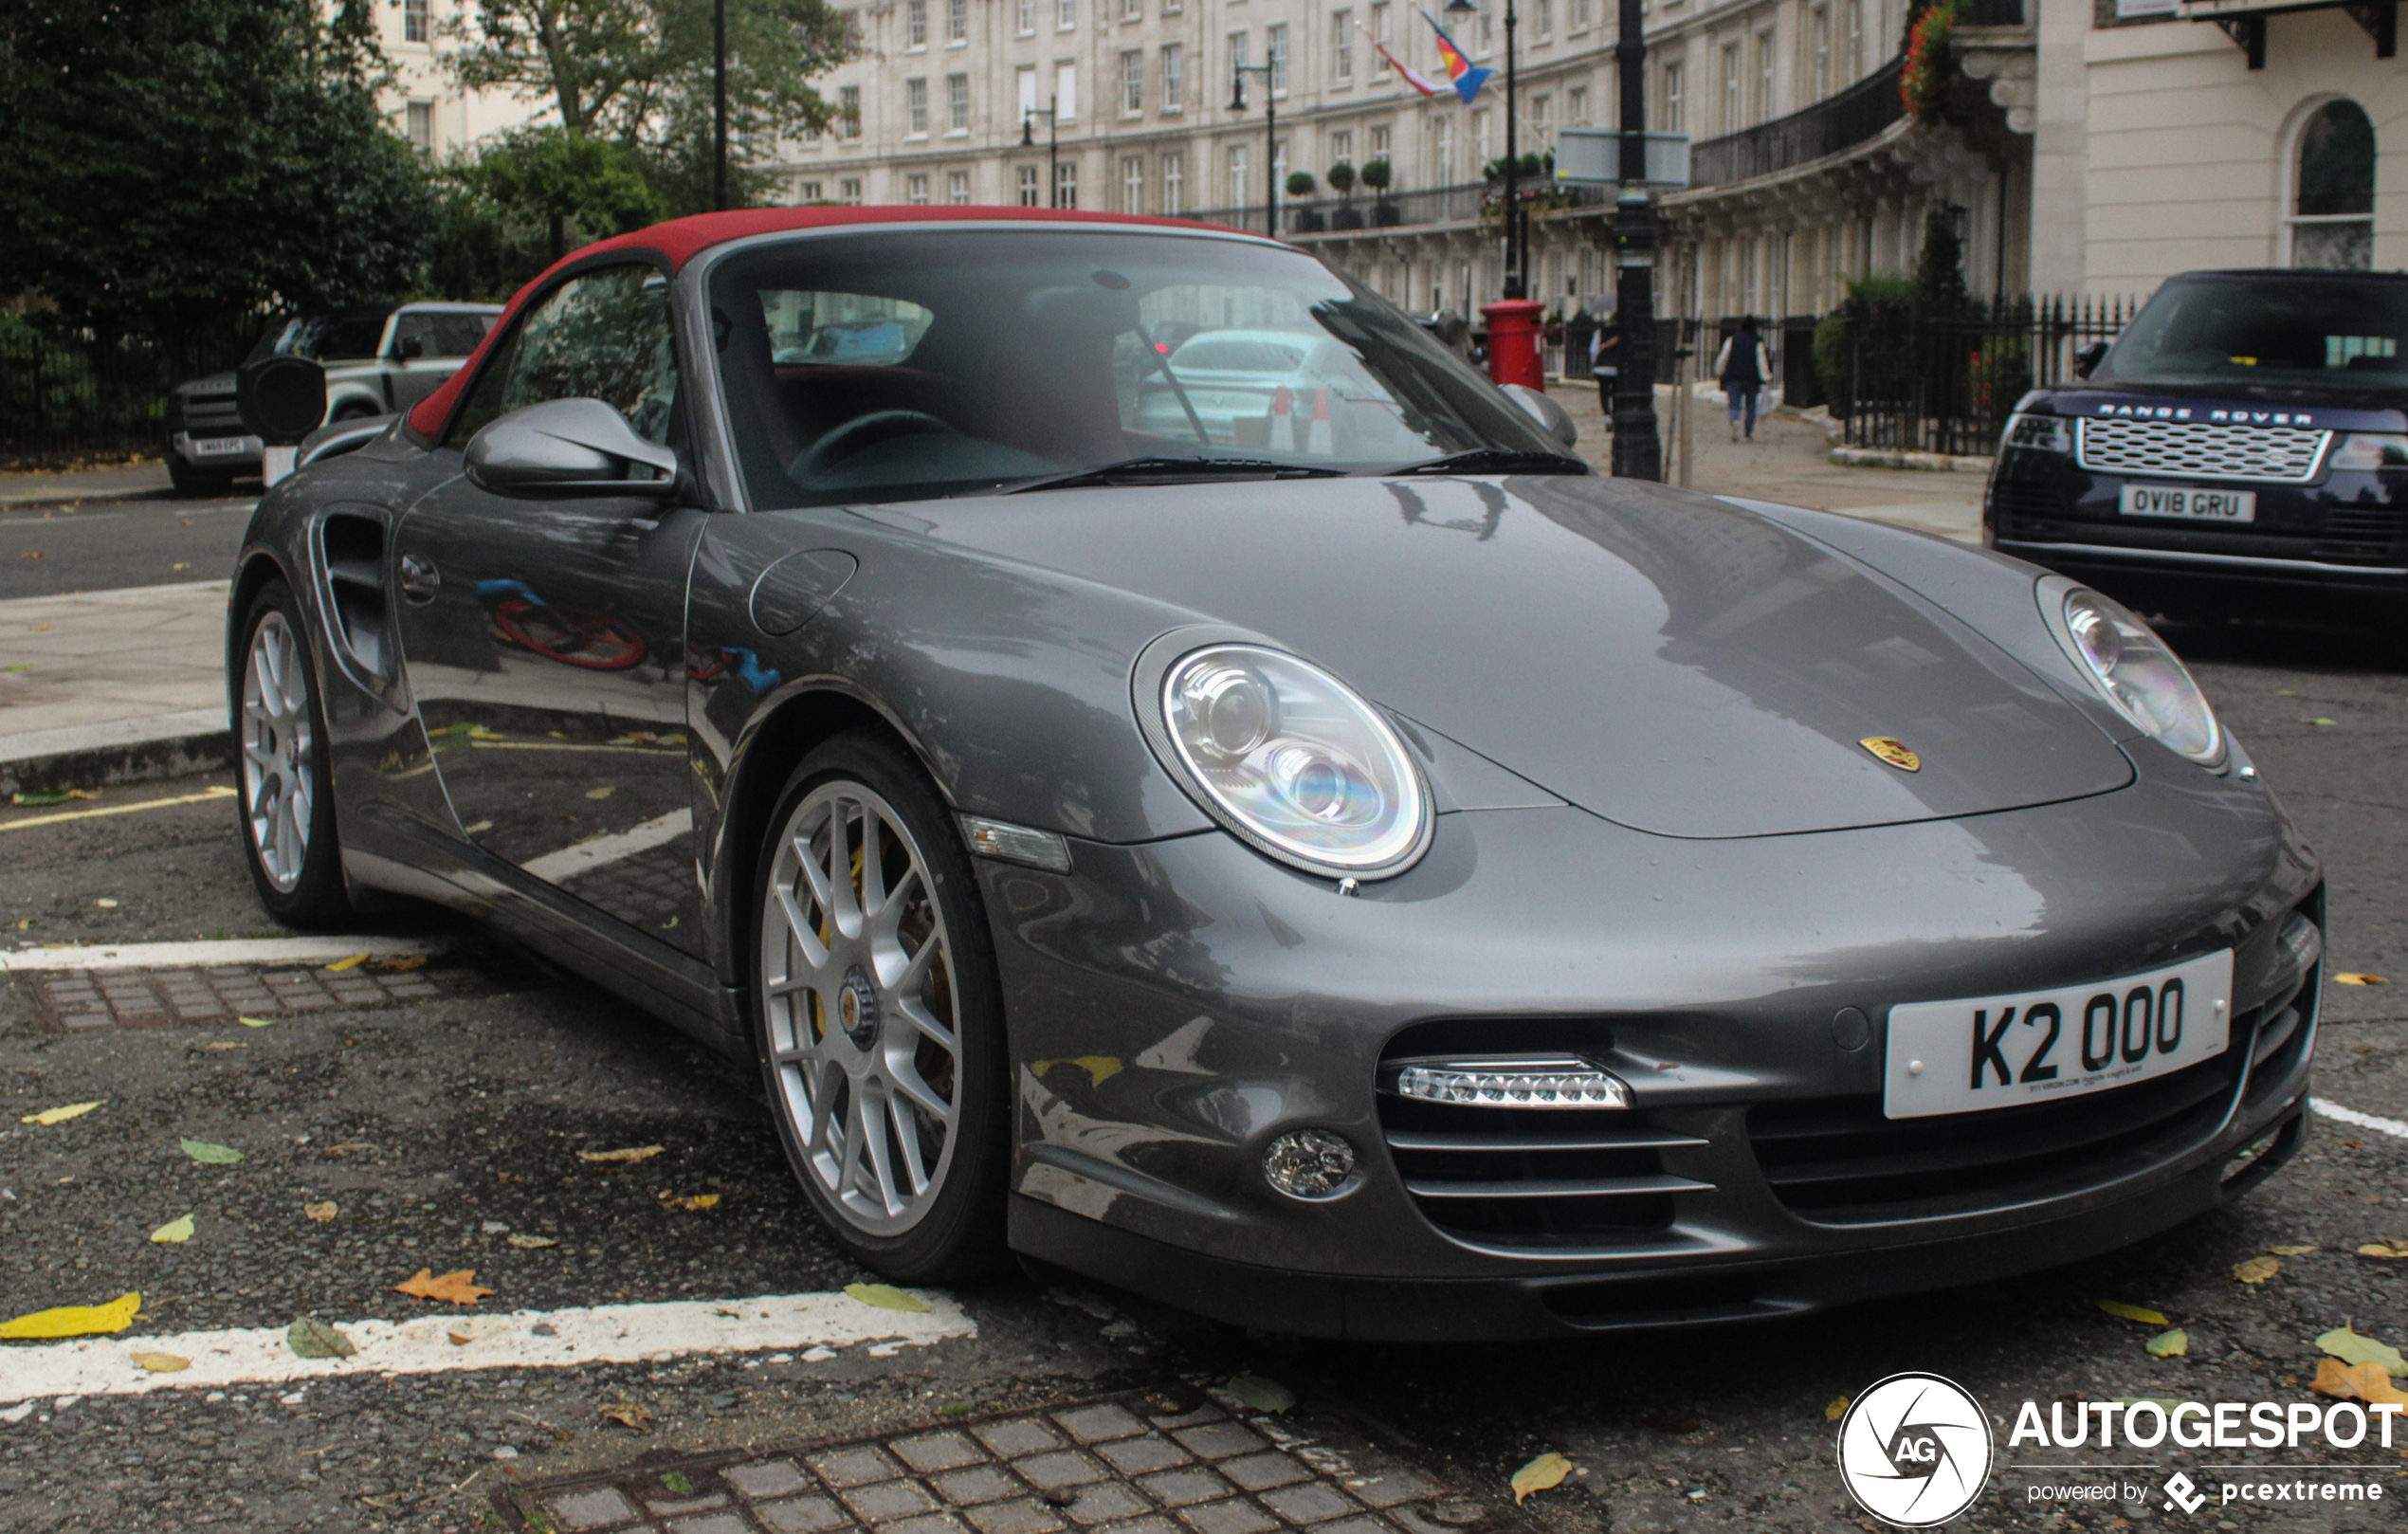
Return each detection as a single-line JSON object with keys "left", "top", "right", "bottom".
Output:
{"left": 0, "top": 578, "right": 229, "bottom": 740}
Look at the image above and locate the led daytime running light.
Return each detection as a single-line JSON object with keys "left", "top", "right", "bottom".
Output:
{"left": 1390, "top": 1057, "right": 1632, "bottom": 1110}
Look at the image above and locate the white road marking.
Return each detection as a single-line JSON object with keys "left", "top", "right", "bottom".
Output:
{"left": 0, "top": 1289, "right": 973, "bottom": 1405}
{"left": 2311, "top": 1098, "right": 2408, "bottom": 1141}
{"left": 521, "top": 808, "right": 693, "bottom": 885}
{"left": 0, "top": 935, "right": 449, "bottom": 973}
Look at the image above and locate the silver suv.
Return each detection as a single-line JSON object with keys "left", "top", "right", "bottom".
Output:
{"left": 165, "top": 301, "right": 501, "bottom": 494}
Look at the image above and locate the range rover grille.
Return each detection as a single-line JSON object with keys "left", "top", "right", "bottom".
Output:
{"left": 2077, "top": 419, "right": 2330, "bottom": 484}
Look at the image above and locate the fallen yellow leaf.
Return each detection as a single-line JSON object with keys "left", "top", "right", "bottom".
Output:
{"left": 2313, "top": 1358, "right": 2408, "bottom": 1408}
{"left": 371, "top": 955, "right": 428, "bottom": 972}
{"left": 2271, "top": 1245, "right": 2320, "bottom": 1256}
{"left": 585, "top": 785, "right": 615, "bottom": 799}
{"left": 507, "top": 1233, "right": 558, "bottom": 1249}
{"left": 1510, "top": 1452, "right": 1573, "bottom": 1505}
{"left": 22, "top": 1101, "right": 103, "bottom": 1125}
{"left": 323, "top": 953, "right": 369, "bottom": 972}
{"left": 599, "top": 1401, "right": 652, "bottom": 1430}
{"left": 237, "top": 1016, "right": 275, "bottom": 1029}
{"left": 2318, "top": 1323, "right": 2408, "bottom": 1377}
{"left": 2334, "top": 974, "right": 2387, "bottom": 986}
{"left": 660, "top": 1192, "right": 721, "bottom": 1211}
{"left": 0, "top": 1291, "right": 140, "bottom": 1339}
{"left": 129, "top": 1352, "right": 189, "bottom": 1373}
{"left": 150, "top": 1214, "right": 194, "bottom": 1244}
{"left": 2361, "top": 1242, "right": 2408, "bottom": 1259}
{"left": 2097, "top": 1300, "right": 2169, "bottom": 1325}
{"left": 2146, "top": 1329, "right": 2189, "bottom": 1358}
{"left": 394, "top": 1269, "right": 493, "bottom": 1306}
{"left": 577, "top": 1144, "right": 665, "bottom": 1164}
{"left": 1824, "top": 1396, "right": 1851, "bottom": 1421}
{"left": 844, "top": 1282, "right": 930, "bottom": 1312}
{"left": 2232, "top": 1256, "right": 2281, "bottom": 1284}
{"left": 303, "top": 1201, "right": 337, "bottom": 1222}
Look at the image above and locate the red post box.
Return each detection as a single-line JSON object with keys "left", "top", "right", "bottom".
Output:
{"left": 1480, "top": 299, "right": 1547, "bottom": 391}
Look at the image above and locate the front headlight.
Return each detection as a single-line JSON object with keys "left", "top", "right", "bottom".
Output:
{"left": 2328, "top": 432, "right": 2408, "bottom": 470}
{"left": 1148, "top": 642, "right": 1432, "bottom": 878}
{"left": 2001, "top": 411, "right": 2073, "bottom": 455}
{"left": 2051, "top": 585, "right": 2223, "bottom": 765}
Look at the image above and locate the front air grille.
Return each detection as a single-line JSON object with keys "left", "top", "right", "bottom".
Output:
{"left": 2311, "top": 504, "right": 2408, "bottom": 566}
{"left": 1986, "top": 474, "right": 2062, "bottom": 537}
{"left": 1749, "top": 1000, "right": 2275, "bottom": 1223}
{"left": 1378, "top": 1095, "right": 1700, "bottom": 1244}
{"left": 2077, "top": 419, "right": 2330, "bottom": 484}
{"left": 182, "top": 392, "right": 244, "bottom": 432}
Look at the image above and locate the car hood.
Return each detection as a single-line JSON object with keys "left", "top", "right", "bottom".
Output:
{"left": 176, "top": 372, "right": 238, "bottom": 396}
{"left": 895, "top": 473, "right": 2135, "bottom": 840}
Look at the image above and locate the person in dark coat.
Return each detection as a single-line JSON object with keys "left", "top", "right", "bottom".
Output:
{"left": 1714, "top": 315, "right": 1771, "bottom": 442}
{"left": 1589, "top": 309, "right": 1620, "bottom": 413}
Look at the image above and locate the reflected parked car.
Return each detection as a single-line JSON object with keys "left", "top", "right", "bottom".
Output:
{"left": 165, "top": 302, "right": 500, "bottom": 495}
{"left": 230, "top": 209, "right": 2319, "bottom": 1339}
{"left": 1129, "top": 328, "right": 1426, "bottom": 456}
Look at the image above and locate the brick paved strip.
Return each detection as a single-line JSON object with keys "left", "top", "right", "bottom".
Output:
{"left": 500, "top": 1390, "right": 1498, "bottom": 1534}
{"left": 15, "top": 942, "right": 550, "bottom": 1033}
{"left": 0, "top": 934, "right": 448, "bottom": 971}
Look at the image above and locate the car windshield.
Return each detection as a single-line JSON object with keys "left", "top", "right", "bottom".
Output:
{"left": 248, "top": 308, "right": 392, "bottom": 364}
{"left": 2097, "top": 276, "right": 2408, "bottom": 390}
{"left": 708, "top": 227, "right": 1567, "bottom": 508}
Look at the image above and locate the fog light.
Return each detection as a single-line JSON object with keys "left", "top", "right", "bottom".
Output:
{"left": 1389, "top": 1055, "right": 1632, "bottom": 1109}
{"left": 1262, "top": 1130, "right": 1357, "bottom": 1200}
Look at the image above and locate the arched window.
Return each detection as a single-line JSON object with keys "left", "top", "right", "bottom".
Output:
{"left": 2289, "top": 100, "right": 2376, "bottom": 270}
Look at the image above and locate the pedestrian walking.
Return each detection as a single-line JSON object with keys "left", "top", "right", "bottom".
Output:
{"left": 1589, "top": 308, "right": 1621, "bottom": 414}
{"left": 1714, "top": 316, "right": 1771, "bottom": 442}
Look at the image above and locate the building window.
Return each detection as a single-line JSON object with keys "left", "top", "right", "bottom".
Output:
{"left": 2290, "top": 99, "right": 2377, "bottom": 270}
{"left": 1057, "top": 0, "right": 1075, "bottom": 28}
{"left": 907, "top": 77, "right": 929, "bottom": 135}
{"left": 403, "top": 0, "right": 430, "bottom": 44}
{"left": 1432, "top": 117, "right": 1452, "bottom": 183}
{"left": 839, "top": 177, "right": 864, "bottom": 205}
{"left": 1531, "top": 93, "right": 1552, "bottom": 154}
{"left": 1227, "top": 143, "right": 1250, "bottom": 208}
{"left": 799, "top": 179, "right": 824, "bottom": 202}
{"left": 1369, "top": 124, "right": 1390, "bottom": 155}
{"left": 1721, "top": 44, "right": 1741, "bottom": 135}
{"left": 1163, "top": 152, "right": 1185, "bottom": 211}
{"left": 1330, "top": 128, "right": 1353, "bottom": 164}
{"left": 1810, "top": 8, "right": 1830, "bottom": 100}
{"left": 404, "top": 100, "right": 433, "bottom": 151}
{"left": 1162, "top": 43, "right": 1184, "bottom": 107}
{"left": 1756, "top": 28, "right": 1777, "bottom": 123}
{"left": 1571, "top": 0, "right": 1592, "bottom": 28}
{"left": 1332, "top": 10, "right": 1354, "bottom": 80}
{"left": 1123, "top": 0, "right": 1141, "bottom": 17}
{"left": 1018, "top": 63, "right": 1039, "bottom": 122}
{"left": 907, "top": 0, "right": 927, "bottom": 46}
{"left": 839, "top": 84, "right": 863, "bottom": 137}
{"left": 948, "top": 169, "right": 971, "bottom": 203}
{"left": 1370, "top": 0, "right": 1389, "bottom": 40}
{"left": 1534, "top": 0, "right": 1553, "bottom": 40}
{"left": 1017, "top": 0, "right": 1035, "bottom": 33}
{"left": 1845, "top": 0, "right": 1863, "bottom": 79}
{"left": 1228, "top": 30, "right": 1248, "bottom": 93}
{"left": 1163, "top": 0, "right": 1181, "bottom": 13}
{"left": 1055, "top": 61, "right": 1077, "bottom": 120}
{"left": 907, "top": 173, "right": 931, "bottom": 205}
{"left": 949, "top": 0, "right": 968, "bottom": 40}
{"left": 1660, "top": 61, "right": 1683, "bottom": 133}
{"left": 1017, "top": 165, "right": 1042, "bottom": 206}
{"left": 1055, "top": 161, "right": 1078, "bottom": 208}
{"left": 1267, "top": 25, "right": 1288, "bottom": 92}
{"left": 946, "top": 73, "right": 969, "bottom": 130}
{"left": 1122, "top": 49, "right": 1143, "bottom": 112}
{"left": 1567, "top": 84, "right": 1588, "bottom": 125}
{"left": 1122, "top": 155, "right": 1146, "bottom": 210}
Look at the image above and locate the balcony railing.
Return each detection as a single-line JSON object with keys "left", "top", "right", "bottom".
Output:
{"left": 1961, "top": 0, "right": 2026, "bottom": 25}
{"left": 1182, "top": 179, "right": 1614, "bottom": 239}
{"left": 1687, "top": 57, "right": 1905, "bottom": 191}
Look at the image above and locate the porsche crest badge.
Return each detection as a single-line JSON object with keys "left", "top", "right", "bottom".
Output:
{"left": 1859, "top": 736, "right": 1921, "bottom": 772}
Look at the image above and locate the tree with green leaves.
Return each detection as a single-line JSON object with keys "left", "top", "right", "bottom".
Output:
{"left": 446, "top": 0, "right": 852, "bottom": 153}
{"left": 0, "top": 0, "right": 432, "bottom": 349}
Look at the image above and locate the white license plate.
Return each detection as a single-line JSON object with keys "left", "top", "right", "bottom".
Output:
{"left": 190, "top": 437, "right": 249, "bottom": 459}
{"left": 2118, "top": 484, "right": 2255, "bottom": 521}
{"left": 1883, "top": 950, "right": 2234, "bottom": 1120}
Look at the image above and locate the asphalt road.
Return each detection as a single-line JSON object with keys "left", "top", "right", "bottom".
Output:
{"left": 0, "top": 495, "right": 256, "bottom": 602}
{"left": 0, "top": 622, "right": 2403, "bottom": 1533}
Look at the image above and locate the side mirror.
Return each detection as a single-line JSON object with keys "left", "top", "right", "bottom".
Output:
{"left": 396, "top": 337, "right": 426, "bottom": 360}
{"left": 465, "top": 398, "right": 680, "bottom": 499}
{"left": 1501, "top": 383, "right": 1579, "bottom": 450}
{"left": 2073, "top": 340, "right": 2109, "bottom": 380}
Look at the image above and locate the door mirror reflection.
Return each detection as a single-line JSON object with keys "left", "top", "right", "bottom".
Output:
{"left": 464, "top": 397, "right": 681, "bottom": 500}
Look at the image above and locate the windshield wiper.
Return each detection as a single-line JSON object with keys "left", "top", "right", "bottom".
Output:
{"left": 992, "top": 456, "right": 1346, "bottom": 495}
{"left": 1377, "top": 448, "right": 1592, "bottom": 477}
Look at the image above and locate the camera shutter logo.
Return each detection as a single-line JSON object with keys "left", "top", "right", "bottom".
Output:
{"left": 1835, "top": 1373, "right": 1993, "bottom": 1527}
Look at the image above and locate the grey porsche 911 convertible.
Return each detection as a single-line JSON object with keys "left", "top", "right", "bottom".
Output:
{"left": 228, "top": 207, "right": 2322, "bottom": 1339}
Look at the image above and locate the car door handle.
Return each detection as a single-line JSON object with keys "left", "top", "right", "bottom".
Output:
{"left": 398, "top": 555, "right": 440, "bottom": 604}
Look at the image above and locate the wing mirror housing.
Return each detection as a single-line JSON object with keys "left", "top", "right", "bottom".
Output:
{"left": 1501, "top": 383, "right": 1579, "bottom": 450}
{"left": 465, "top": 397, "right": 680, "bottom": 499}
{"left": 2073, "top": 340, "right": 2109, "bottom": 379}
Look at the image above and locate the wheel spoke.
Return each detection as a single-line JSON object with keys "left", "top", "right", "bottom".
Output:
{"left": 894, "top": 995, "right": 956, "bottom": 1052}
{"left": 870, "top": 865, "right": 921, "bottom": 945}
{"left": 858, "top": 813, "right": 888, "bottom": 924}
{"left": 835, "top": 1087, "right": 867, "bottom": 1202}
{"left": 826, "top": 799, "right": 858, "bottom": 929}
{"left": 859, "top": 1082, "right": 903, "bottom": 1215}
{"left": 893, "top": 928, "right": 942, "bottom": 996}
{"left": 774, "top": 885, "right": 831, "bottom": 972}
{"left": 789, "top": 831, "right": 833, "bottom": 912}
{"left": 889, "top": 1093, "right": 932, "bottom": 1196}
{"left": 889, "top": 1060, "right": 955, "bottom": 1124}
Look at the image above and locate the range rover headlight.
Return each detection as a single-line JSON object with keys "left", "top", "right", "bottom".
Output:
{"left": 2328, "top": 432, "right": 2408, "bottom": 470}
{"left": 2053, "top": 586, "right": 2223, "bottom": 766}
{"left": 2001, "top": 411, "right": 2073, "bottom": 455}
{"left": 1154, "top": 644, "right": 1432, "bottom": 878}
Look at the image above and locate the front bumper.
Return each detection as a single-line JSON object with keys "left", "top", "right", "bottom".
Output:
{"left": 983, "top": 763, "right": 2321, "bottom": 1339}
{"left": 171, "top": 430, "right": 265, "bottom": 472}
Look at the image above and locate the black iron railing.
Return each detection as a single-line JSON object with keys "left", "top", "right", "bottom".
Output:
{"left": 1184, "top": 180, "right": 1613, "bottom": 239}
{"left": 0, "top": 321, "right": 236, "bottom": 466}
{"left": 1961, "top": 0, "right": 2026, "bottom": 25}
{"left": 1688, "top": 58, "right": 1906, "bottom": 190}
{"left": 1834, "top": 294, "right": 2139, "bottom": 457}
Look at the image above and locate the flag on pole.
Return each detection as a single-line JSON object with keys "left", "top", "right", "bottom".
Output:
{"left": 1419, "top": 10, "right": 1493, "bottom": 104}
{"left": 1359, "top": 22, "right": 1444, "bottom": 98}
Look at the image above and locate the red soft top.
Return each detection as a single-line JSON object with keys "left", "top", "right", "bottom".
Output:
{"left": 406, "top": 205, "right": 1251, "bottom": 440}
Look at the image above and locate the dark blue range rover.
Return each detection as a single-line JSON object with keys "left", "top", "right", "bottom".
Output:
{"left": 1985, "top": 269, "right": 2408, "bottom": 622}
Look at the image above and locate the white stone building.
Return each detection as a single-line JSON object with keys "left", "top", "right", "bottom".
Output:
{"left": 371, "top": 0, "right": 551, "bottom": 157}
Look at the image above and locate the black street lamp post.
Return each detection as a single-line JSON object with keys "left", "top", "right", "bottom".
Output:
{"left": 1610, "top": 0, "right": 1663, "bottom": 479}
{"left": 1227, "top": 62, "right": 1277, "bottom": 238}
{"left": 1020, "top": 97, "right": 1061, "bottom": 207}
{"left": 1446, "top": 0, "right": 1522, "bottom": 299}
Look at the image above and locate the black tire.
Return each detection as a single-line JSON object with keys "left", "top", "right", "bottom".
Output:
{"left": 167, "top": 453, "right": 234, "bottom": 498}
{"left": 750, "top": 729, "right": 1010, "bottom": 1282}
{"left": 330, "top": 401, "right": 380, "bottom": 423}
{"left": 232, "top": 581, "right": 352, "bottom": 928}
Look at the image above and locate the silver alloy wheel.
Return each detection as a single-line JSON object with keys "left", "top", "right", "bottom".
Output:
{"left": 760, "top": 781, "right": 962, "bottom": 1237}
{"left": 240, "top": 611, "right": 315, "bottom": 892}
